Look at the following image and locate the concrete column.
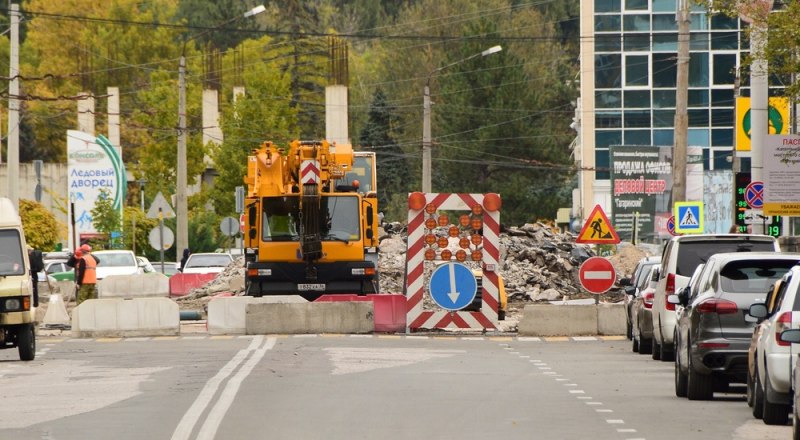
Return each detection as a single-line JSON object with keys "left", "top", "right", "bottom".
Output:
{"left": 107, "top": 87, "right": 121, "bottom": 158}
{"left": 77, "top": 94, "right": 95, "bottom": 135}
{"left": 202, "top": 88, "right": 223, "bottom": 148}
{"left": 578, "top": 0, "right": 596, "bottom": 220}
{"left": 325, "top": 85, "right": 349, "bottom": 149}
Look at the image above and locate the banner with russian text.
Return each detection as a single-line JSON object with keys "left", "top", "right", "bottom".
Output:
{"left": 610, "top": 145, "right": 673, "bottom": 243}
{"left": 67, "top": 130, "right": 126, "bottom": 248}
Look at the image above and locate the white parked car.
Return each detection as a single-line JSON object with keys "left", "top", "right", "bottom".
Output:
{"left": 180, "top": 253, "right": 233, "bottom": 275}
{"left": 92, "top": 250, "right": 144, "bottom": 280}
{"left": 747, "top": 265, "right": 800, "bottom": 425}
{"left": 652, "top": 234, "right": 780, "bottom": 361}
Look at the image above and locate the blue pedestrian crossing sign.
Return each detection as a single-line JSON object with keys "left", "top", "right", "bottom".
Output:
{"left": 674, "top": 201, "right": 704, "bottom": 234}
{"left": 429, "top": 262, "right": 478, "bottom": 311}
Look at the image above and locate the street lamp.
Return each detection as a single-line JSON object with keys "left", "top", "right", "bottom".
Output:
{"left": 422, "top": 45, "right": 501, "bottom": 193}
{"left": 176, "top": 5, "right": 265, "bottom": 254}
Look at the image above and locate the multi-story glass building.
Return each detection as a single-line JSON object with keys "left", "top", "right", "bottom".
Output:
{"left": 575, "top": 0, "right": 779, "bottom": 239}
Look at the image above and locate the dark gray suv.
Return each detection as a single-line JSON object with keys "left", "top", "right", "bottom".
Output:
{"left": 671, "top": 252, "right": 800, "bottom": 400}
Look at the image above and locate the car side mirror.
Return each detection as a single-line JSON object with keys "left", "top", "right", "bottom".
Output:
{"left": 624, "top": 286, "right": 636, "bottom": 296}
{"left": 667, "top": 294, "right": 681, "bottom": 305}
{"left": 780, "top": 329, "right": 800, "bottom": 344}
{"left": 678, "top": 287, "right": 690, "bottom": 304}
{"left": 748, "top": 303, "right": 768, "bottom": 319}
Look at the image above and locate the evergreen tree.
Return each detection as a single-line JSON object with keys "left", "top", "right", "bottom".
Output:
{"left": 359, "top": 88, "right": 409, "bottom": 212}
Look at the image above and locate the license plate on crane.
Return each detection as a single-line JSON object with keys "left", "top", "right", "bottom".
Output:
{"left": 298, "top": 283, "right": 326, "bottom": 291}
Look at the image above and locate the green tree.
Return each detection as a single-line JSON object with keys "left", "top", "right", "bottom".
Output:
{"left": 359, "top": 88, "right": 409, "bottom": 213}
{"left": 121, "top": 207, "right": 159, "bottom": 260}
{"left": 19, "top": 199, "right": 62, "bottom": 251}
{"left": 90, "top": 188, "right": 122, "bottom": 249}
{"left": 174, "top": 0, "right": 264, "bottom": 51}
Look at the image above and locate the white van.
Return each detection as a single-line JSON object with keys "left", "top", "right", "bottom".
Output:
{"left": 0, "top": 197, "right": 37, "bottom": 360}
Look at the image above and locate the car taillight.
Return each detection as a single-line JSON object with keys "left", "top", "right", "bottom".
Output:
{"left": 696, "top": 298, "right": 738, "bottom": 314}
{"left": 776, "top": 312, "right": 793, "bottom": 347}
{"left": 643, "top": 292, "right": 654, "bottom": 309}
{"left": 665, "top": 273, "right": 675, "bottom": 311}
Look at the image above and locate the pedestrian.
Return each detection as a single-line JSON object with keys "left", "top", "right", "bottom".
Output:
{"left": 179, "top": 248, "right": 191, "bottom": 272}
{"left": 27, "top": 245, "right": 43, "bottom": 307}
{"left": 75, "top": 244, "right": 98, "bottom": 305}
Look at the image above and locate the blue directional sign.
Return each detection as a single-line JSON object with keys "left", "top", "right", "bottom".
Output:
{"left": 429, "top": 262, "right": 478, "bottom": 311}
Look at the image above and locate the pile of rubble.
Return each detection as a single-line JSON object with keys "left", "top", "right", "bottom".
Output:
{"left": 177, "top": 222, "right": 652, "bottom": 312}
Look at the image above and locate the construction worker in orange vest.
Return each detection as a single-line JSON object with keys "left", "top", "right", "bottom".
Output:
{"left": 75, "top": 244, "right": 99, "bottom": 305}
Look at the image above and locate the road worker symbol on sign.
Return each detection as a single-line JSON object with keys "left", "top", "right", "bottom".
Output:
{"left": 576, "top": 205, "right": 620, "bottom": 244}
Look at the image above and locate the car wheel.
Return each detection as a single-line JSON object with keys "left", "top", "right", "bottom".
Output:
{"left": 752, "top": 365, "right": 764, "bottom": 419}
{"left": 762, "top": 373, "right": 790, "bottom": 425}
{"left": 632, "top": 334, "right": 639, "bottom": 352}
{"left": 687, "top": 348, "right": 713, "bottom": 400}
{"left": 746, "top": 367, "right": 755, "bottom": 408}
{"left": 652, "top": 338, "right": 662, "bottom": 360}
{"left": 17, "top": 324, "right": 35, "bottom": 361}
{"left": 660, "top": 341, "right": 675, "bottom": 362}
{"left": 794, "top": 403, "right": 800, "bottom": 440}
{"left": 626, "top": 320, "right": 632, "bottom": 340}
{"left": 674, "top": 348, "right": 688, "bottom": 397}
{"left": 638, "top": 337, "right": 652, "bottom": 355}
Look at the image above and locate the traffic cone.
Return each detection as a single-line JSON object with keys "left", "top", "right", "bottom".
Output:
{"left": 42, "top": 294, "right": 70, "bottom": 328}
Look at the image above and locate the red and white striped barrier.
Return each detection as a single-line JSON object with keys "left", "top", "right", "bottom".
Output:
{"left": 405, "top": 193, "right": 500, "bottom": 330}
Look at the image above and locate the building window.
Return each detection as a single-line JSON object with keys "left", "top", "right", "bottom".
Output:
{"left": 624, "top": 34, "right": 650, "bottom": 51}
{"left": 653, "top": 89, "right": 676, "bottom": 108}
{"left": 595, "top": 15, "right": 621, "bottom": 32}
{"left": 711, "top": 109, "right": 734, "bottom": 127}
{"left": 688, "top": 89, "right": 709, "bottom": 107}
{"left": 712, "top": 32, "right": 739, "bottom": 50}
{"left": 690, "top": 13, "right": 709, "bottom": 31}
{"left": 653, "top": 109, "right": 675, "bottom": 127}
{"left": 652, "top": 0, "right": 674, "bottom": 12}
{"left": 711, "top": 89, "right": 735, "bottom": 106}
{"left": 596, "top": 111, "right": 623, "bottom": 128}
{"left": 652, "top": 14, "right": 677, "bottom": 31}
{"left": 624, "top": 15, "right": 650, "bottom": 31}
{"left": 653, "top": 33, "right": 677, "bottom": 51}
{"left": 711, "top": 128, "right": 733, "bottom": 146}
{"left": 624, "top": 129, "right": 651, "bottom": 145}
{"left": 624, "top": 110, "right": 651, "bottom": 128}
{"left": 689, "top": 109, "right": 709, "bottom": 126}
{"left": 596, "top": 90, "right": 622, "bottom": 108}
{"left": 595, "top": 149, "right": 610, "bottom": 180}
{"left": 712, "top": 149, "right": 733, "bottom": 170}
{"left": 713, "top": 54, "right": 737, "bottom": 85}
{"left": 688, "top": 129, "right": 710, "bottom": 146}
{"left": 652, "top": 53, "right": 677, "bottom": 87}
{"left": 624, "top": 0, "right": 648, "bottom": 10}
{"left": 595, "top": 54, "right": 622, "bottom": 88}
{"left": 595, "top": 34, "right": 622, "bottom": 52}
{"left": 595, "top": 0, "right": 621, "bottom": 13}
{"left": 654, "top": 129, "right": 674, "bottom": 146}
{"left": 625, "top": 55, "right": 649, "bottom": 86}
{"left": 596, "top": 130, "right": 622, "bottom": 148}
{"left": 624, "top": 90, "right": 650, "bottom": 107}
{"left": 711, "top": 15, "right": 738, "bottom": 30}
{"left": 689, "top": 52, "right": 709, "bottom": 87}
{"left": 691, "top": 33, "right": 709, "bottom": 50}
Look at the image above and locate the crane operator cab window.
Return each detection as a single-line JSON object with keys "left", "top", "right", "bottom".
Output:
{"left": 0, "top": 229, "right": 25, "bottom": 276}
{"left": 262, "top": 197, "right": 299, "bottom": 242}
{"left": 321, "top": 196, "right": 360, "bottom": 241}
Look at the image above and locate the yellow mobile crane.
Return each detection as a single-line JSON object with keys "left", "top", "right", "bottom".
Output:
{"left": 242, "top": 140, "right": 379, "bottom": 300}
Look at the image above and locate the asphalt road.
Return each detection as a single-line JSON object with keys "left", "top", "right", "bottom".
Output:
{"left": 0, "top": 333, "right": 792, "bottom": 440}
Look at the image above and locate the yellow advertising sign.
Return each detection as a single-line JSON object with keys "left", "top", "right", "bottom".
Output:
{"left": 736, "top": 97, "right": 789, "bottom": 151}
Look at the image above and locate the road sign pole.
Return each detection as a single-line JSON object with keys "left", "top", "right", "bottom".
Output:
{"left": 159, "top": 209, "right": 165, "bottom": 269}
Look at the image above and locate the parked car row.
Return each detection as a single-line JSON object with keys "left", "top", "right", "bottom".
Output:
{"left": 624, "top": 233, "right": 800, "bottom": 437}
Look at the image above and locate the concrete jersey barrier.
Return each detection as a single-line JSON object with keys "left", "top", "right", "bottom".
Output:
{"left": 518, "top": 303, "right": 626, "bottom": 336}
{"left": 71, "top": 297, "right": 179, "bottom": 338}
{"left": 98, "top": 273, "right": 170, "bottom": 298}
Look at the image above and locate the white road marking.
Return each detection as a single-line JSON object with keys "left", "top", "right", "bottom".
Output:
{"left": 587, "top": 402, "right": 602, "bottom": 405}
{"left": 517, "top": 337, "right": 541, "bottom": 341}
{"left": 596, "top": 409, "right": 613, "bottom": 413}
{"left": 606, "top": 419, "right": 624, "bottom": 424}
{"left": 572, "top": 336, "right": 597, "bottom": 341}
{"left": 196, "top": 337, "right": 277, "bottom": 440}
{"left": 171, "top": 336, "right": 265, "bottom": 440}
{"left": 325, "top": 347, "right": 464, "bottom": 375}
{"left": 569, "top": 390, "right": 585, "bottom": 394}
{"left": 617, "top": 429, "right": 637, "bottom": 433}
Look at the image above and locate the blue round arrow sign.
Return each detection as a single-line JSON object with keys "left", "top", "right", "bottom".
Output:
{"left": 429, "top": 262, "right": 478, "bottom": 311}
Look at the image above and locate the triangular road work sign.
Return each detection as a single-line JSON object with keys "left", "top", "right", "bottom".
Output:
{"left": 576, "top": 204, "right": 621, "bottom": 244}
{"left": 146, "top": 192, "right": 176, "bottom": 219}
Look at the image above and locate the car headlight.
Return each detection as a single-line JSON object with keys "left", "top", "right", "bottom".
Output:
{"left": 3, "top": 298, "right": 24, "bottom": 311}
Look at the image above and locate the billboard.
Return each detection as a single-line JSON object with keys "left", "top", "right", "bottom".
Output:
{"left": 763, "top": 134, "right": 800, "bottom": 216}
{"left": 610, "top": 146, "right": 673, "bottom": 243}
{"left": 67, "top": 130, "right": 126, "bottom": 248}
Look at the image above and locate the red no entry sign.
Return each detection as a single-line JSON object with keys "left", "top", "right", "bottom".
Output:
{"left": 579, "top": 257, "right": 617, "bottom": 294}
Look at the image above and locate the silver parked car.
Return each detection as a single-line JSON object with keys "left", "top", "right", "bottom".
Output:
{"left": 622, "top": 256, "right": 660, "bottom": 340}
{"left": 631, "top": 265, "right": 659, "bottom": 354}
{"left": 671, "top": 252, "right": 800, "bottom": 401}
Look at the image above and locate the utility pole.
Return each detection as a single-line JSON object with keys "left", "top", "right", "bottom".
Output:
{"left": 748, "top": 5, "right": 771, "bottom": 235}
{"left": 7, "top": 3, "right": 20, "bottom": 207}
{"left": 177, "top": 55, "right": 188, "bottom": 255}
{"left": 422, "top": 83, "right": 431, "bottom": 193}
{"left": 672, "top": 0, "right": 690, "bottom": 205}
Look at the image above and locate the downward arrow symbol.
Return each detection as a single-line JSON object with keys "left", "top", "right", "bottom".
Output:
{"left": 447, "top": 263, "right": 460, "bottom": 303}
